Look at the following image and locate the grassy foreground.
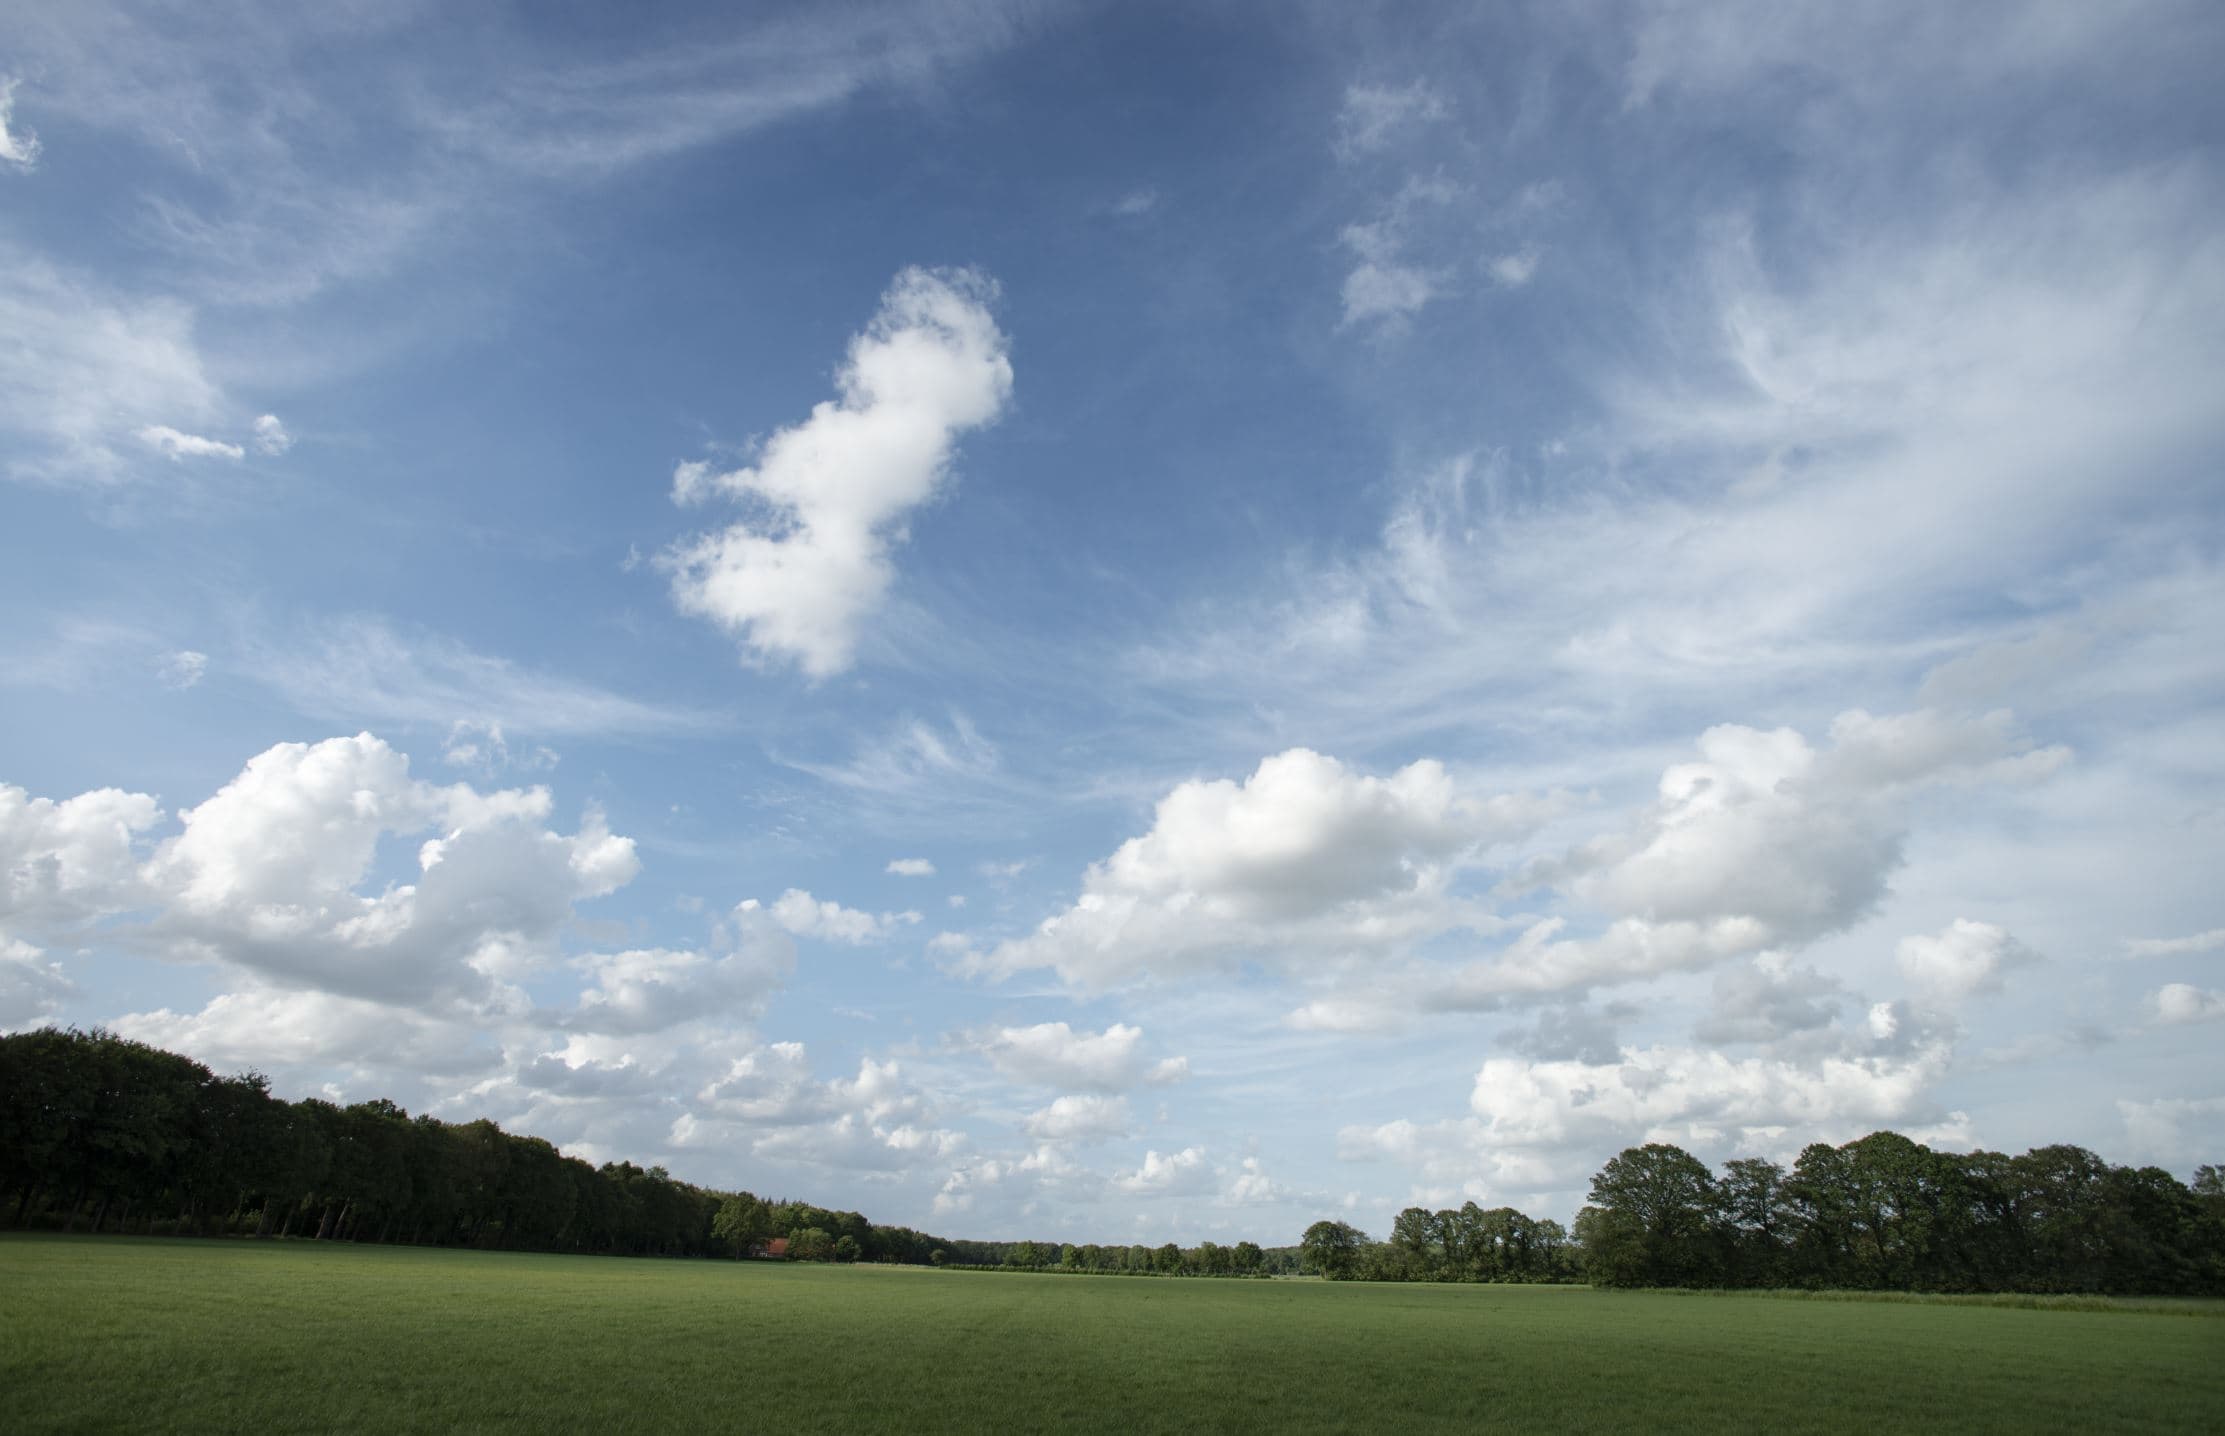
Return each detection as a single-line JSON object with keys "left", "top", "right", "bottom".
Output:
{"left": 4, "top": 1236, "right": 2221, "bottom": 1434}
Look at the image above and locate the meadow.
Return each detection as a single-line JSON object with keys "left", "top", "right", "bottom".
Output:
{"left": 4, "top": 1235, "right": 2221, "bottom": 1434}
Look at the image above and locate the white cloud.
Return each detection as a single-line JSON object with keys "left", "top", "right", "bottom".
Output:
{"left": 0, "top": 78, "right": 40, "bottom": 171}
{"left": 441, "top": 720, "right": 558, "bottom": 775}
{"left": 1109, "top": 188, "right": 1158, "bottom": 217}
{"left": 1344, "top": 1031, "right": 1958, "bottom": 1198}
{"left": 1486, "top": 250, "right": 1539, "bottom": 287}
{"left": 569, "top": 914, "right": 793, "bottom": 1035}
{"left": 1335, "top": 81, "right": 1447, "bottom": 160}
{"left": 1111, "top": 1144, "right": 1211, "bottom": 1196}
{"left": 664, "top": 267, "right": 1013, "bottom": 677}
{"left": 1341, "top": 262, "right": 1441, "bottom": 326}
{"left": 2151, "top": 984, "right": 2225, "bottom": 1026}
{"left": 0, "top": 935, "right": 73, "bottom": 1030}
{"left": 1895, "top": 919, "right": 2034, "bottom": 1004}
{"left": 1220, "top": 1156, "right": 1283, "bottom": 1206}
{"left": 3, "top": 734, "right": 644, "bottom": 1012}
{"left": 136, "top": 425, "right": 244, "bottom": 461}
{"left": 1024, "top": 1094, "right": 1132, "bottom": 1142}
{"left": 753, "top": 888, "right": 920, "bottom": 944}
{"left": 685, "top": 1050, "right": 962, "bottom": 1173}
{"left": 251, "top": 413, "right": 293, "bottom": 456}
{"left": 2122, "top": 929, "right": 2225, "bottom": 959}
{"left": 976, "top": 748, "right": 1548, "bottom": 987}
{"left": 115, "top": 986, "right": 498, "bottom": 1077}
{"left": 886, "top": 857, "right": 935, "bottom": 877}
{"left": 1, "top": 781, "right": 163, "bottom": 928}
{"left": 966, "top": 1021, "right": 1187, "bottom": 1093}
{"left": 157, "top": 650, "right": 208, "bottom": 690}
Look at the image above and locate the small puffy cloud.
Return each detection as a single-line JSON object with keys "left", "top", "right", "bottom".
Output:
{"left": 664, "top": 267, "right": 1013, "bottom": 677}
{"left": 2151, "top": 984, "right": 2225, "bottom": 1026}
{"left": 753, "top": 888, "right": 919, "bottom": 944}
{"left": 886, "top": 857, "right": 935, "bottom": 877}
{"left": 1895, "top": 919, "right": 2034, "bottom": 1004}
{"left": 1334, "top": 81, "right": 1447, "bottom": 159}
{"left": 137, "top": 425, "right": 244, "bottom": 461}
{"left": 1109, "top": 188, "right": 1158, "bottom": 217}
{"left": 1341, "top": 262, "right": 1441, "bottom": 326}
{"left": 157, "top": 650, "right": 208, "bottom": 690}
{"left": 1111, "top": 1145, "right": 1211, "bottom": 1196}
{"left": 966, "top": 1021, "right": 1187, "bottom": 1093}
{"left": 0, "top": 78, "right": 40, "bottom": 172}
{"left": 1221, "top": 1156, "right": 1283, "bottom": 1206}
{"left": 1024, "top": 1094, "right": 1132, "bottom": 1143}
{"left": 1487, "top": 250, "right": 1539, "bottom": 287}
{"left": 250, "top": 414, "right": 293, "bottom": 456}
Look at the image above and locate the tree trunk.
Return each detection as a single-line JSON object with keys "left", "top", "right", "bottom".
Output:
{"left": 314, "top": 1200, "right": 337, "bottom": 1241}
{"left": 90, "top": 1192, "right": 113, "bottom": 1234}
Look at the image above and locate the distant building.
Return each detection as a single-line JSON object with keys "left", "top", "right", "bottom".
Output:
{"left": 757, "top": 1237, "right": 789, "bottom": 1259}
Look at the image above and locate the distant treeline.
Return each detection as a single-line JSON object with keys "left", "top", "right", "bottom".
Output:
{"left": 10, "top": 1030, "right": 2219, "bottom": 1295}
{"left": 0, "top": 1028, "right": 1282, "bottom": 1274}
{"left": 1302, "top": 1137, "right": 2225, "bottom": 1295}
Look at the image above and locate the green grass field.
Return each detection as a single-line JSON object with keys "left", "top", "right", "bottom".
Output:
{"left": 4, "top": 1235, "right": 2221, "bottom": 1433}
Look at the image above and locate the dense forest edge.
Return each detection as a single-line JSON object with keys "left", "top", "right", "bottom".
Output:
{"left": 5, "top": 1028, "right": 2220, "bottom": 1292}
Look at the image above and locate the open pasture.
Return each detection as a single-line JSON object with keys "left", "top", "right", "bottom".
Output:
{"left": 4, "top": 1235, "right": 2220, "bottom": 1433}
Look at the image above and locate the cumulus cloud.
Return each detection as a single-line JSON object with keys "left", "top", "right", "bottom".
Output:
{"left": 1895, "top": 919, "right": 2035, "bottom": 1004}
{"left": 1, "top": 780, "right": 163, "bottom": 928}
{"left": 250, "top": 413, "right": 293, "bottom": 455}
{"left": 965, "top": 1021, "right": 1188, "bottom": 1093}
{"left": 752, "top": 888, "right": 920, "bottom": 944}
{"left": 5, "top": 734, "right": 640, "bottom": 1013}
{"left": 2151, "top": 984, "right": 2225, "bottom": 1026}
{"left": 1111, "top": 1144, "right": 1211, "bottom": 1196}
{"left": 885, "top": 857, "right": 935, "bottom": 877}
{"left": 441, "top": 720, "right": 557, "bottom": 775}
{"left": 664, "top": 267, "right": 1013, "bottom": 677}
{"left": 1434, "top": 709, "right": 2068, "bottom": 1004}
{"left": 681, "top": 1047, "right": 962, "bottom": 1173}
{"left": 1024, "top": 1094, "right": 1132, "bottom": 1142}
{"left": 1344, "top": 1028, "right": 1959, "bottom": 1198}
{"left": 975, "top": 748, "right": 1549, "bottom": 987}
{"left": 136, "top": 425, "right": 244, "bottom": 461}
{"left": 0, "top": 78, "right": 40, "bottom": 171}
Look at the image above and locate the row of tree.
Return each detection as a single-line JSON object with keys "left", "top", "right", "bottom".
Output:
{"left": 0, "top": 1028, "right": 1288, "bottom": 1273}
{"left": 1299, "top": 1205, "right": 1584, "bottom": 1284}
{"left": 1575, "top": 1135, "right": 2225, "bottom": 1293}
{"left": 0, "top": 1028, "right": 956, "bottom": 1263}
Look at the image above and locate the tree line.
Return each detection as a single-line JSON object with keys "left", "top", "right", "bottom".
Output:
{"left": 1574, "top": 1135, "right": 2225, "bottom": 1293}
{"left": 0, "top": 1027, "right": 1289, "bottom": 1274}
{"left": 0, "top": 1028, "right": 953, "bottom": 1263}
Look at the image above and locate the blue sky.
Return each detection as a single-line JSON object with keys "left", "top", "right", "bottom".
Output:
{"left": 3, "top": 0, "right": 2222, "bottom": 1241}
